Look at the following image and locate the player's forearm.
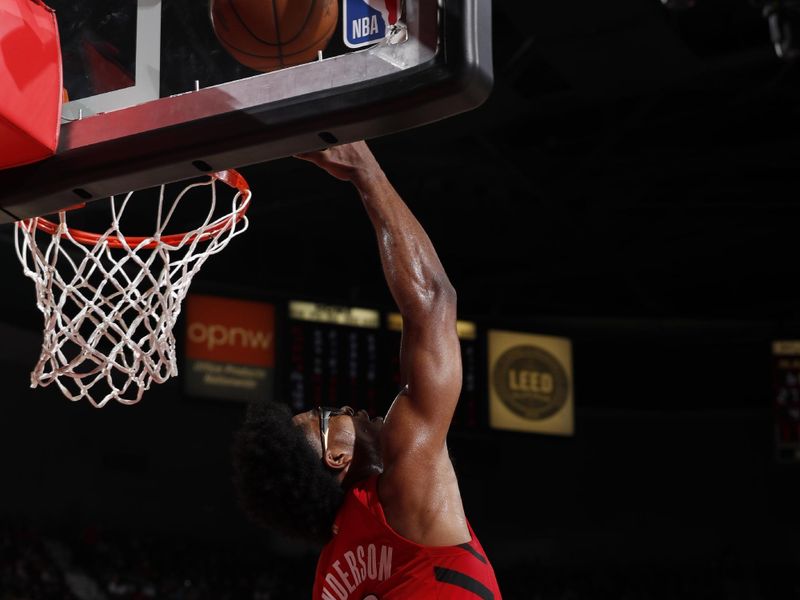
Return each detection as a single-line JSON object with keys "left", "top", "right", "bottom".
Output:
{"left": 352, "top": 167, "right": 456, "bottom": 319}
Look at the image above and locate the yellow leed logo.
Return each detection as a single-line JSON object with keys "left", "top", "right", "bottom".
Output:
{"left": 493, "top": 345, "right": 569, "bottom": 420}
{"left": 489, "top": 330, "right": 574, "bottom": 436}
{"left": 508, "top": 368, "right": 555, "bottom": 394}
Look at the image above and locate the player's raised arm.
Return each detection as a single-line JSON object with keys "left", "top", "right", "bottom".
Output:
{"left": 295, "top": 142, "right": 462, "bottom": 455}
{"left": 295, "top": 141, "right": 496, "bottom": 554}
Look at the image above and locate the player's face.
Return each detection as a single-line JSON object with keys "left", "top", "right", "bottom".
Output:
{"left": 316, "top": 406, "right": 354, "bottom": 457}
{"left": 292, "top": 406, "right": 383, "bottom": 458}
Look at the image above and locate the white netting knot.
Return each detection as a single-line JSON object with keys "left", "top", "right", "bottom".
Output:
{"left": 14, "top": 172, "right": 251, "bottom": 407}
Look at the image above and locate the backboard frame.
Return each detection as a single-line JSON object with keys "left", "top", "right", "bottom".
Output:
{"left": 0, "top": 0, "right": 493, "bottom": 223}
{"left": 59, "top": 0, "right": 161, "bottom": 123}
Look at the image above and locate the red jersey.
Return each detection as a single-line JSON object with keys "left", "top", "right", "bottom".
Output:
{"left": 313, "top": 475, "right": 502, "bottom": 599}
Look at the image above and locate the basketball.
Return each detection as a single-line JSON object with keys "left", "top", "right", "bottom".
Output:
{"left": 210, "top": 0, "right": 339, "bottom": 72}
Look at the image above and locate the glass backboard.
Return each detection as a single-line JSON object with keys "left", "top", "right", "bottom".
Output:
{"left": 0, "top": 0, "right": 492, "bottom": 222}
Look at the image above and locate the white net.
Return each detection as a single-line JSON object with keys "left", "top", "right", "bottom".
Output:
{"left": 14, "top": 172, "right": 251, "bottom": 407}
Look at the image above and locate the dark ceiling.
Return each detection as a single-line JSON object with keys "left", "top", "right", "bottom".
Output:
{"left": 229, "top": 0, "right": 800, "bottom": 324}
{"left": 3, "top": 0, "right": 800, "bottom": 329}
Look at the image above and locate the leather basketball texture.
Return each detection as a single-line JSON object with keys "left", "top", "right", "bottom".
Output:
{"left": 210, "top": 0, "right": 339, "bottom": 72}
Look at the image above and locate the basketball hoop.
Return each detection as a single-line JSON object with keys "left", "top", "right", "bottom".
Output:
{"left": 14, "top": 170, "right": 251, "bottom": 407}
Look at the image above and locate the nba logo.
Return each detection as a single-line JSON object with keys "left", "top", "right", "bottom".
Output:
{"left": 343, "top": 0, "right": 401, "bottom": 48}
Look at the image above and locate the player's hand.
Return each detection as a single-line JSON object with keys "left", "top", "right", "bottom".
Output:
{"left": 294, "top": 141, "right": 381, "bottom": 183}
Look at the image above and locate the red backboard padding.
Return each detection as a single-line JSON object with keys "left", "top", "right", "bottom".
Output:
{"left": 0, "top": 0, "right": 62, "bottom": 170}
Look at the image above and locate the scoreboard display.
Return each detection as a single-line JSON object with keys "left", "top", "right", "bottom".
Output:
{"left": 186, "top": 296, "right": 485, "bottom": 431}
{"left": 286, "top": 301, "right": 384, "bottom": 416}
{"left": 277, "top": 300, "right": 480, "bottom": 428}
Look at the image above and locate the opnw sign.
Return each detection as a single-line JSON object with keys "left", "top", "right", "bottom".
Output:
{"left": 185, "top": 295, "right": 275, "bottom": 402}
{"left": 189, "top": 323, "right": 272, "bottom": 354}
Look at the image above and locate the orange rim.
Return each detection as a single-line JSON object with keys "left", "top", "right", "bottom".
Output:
{"left": 27, "top": 170, "right": 251, "bottom": 249}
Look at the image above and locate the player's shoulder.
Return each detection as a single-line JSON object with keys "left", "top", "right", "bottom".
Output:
{"left": 376, "top": 452, "right": 470, "bottom": 546}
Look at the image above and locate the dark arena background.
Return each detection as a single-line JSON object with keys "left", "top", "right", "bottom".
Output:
{"left": 2, "top": 0, "right": 800, "bottom": 598}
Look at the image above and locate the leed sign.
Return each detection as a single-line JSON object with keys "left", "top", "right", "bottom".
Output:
{"left": 185, "top": 295, "right": 275, "bottom": 402}
{"left": 488, "top": 329, "right": 574, "bottom": 436}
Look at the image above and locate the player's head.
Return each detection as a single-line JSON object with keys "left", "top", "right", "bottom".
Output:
{"left": 231, "top": 401, "right": 345, "bottom": 544}
{"left": 231, "top": 402, "right": 384, "bottom": 544}
{"left": 290, "top": 406, "right": 384, "bottom": 482}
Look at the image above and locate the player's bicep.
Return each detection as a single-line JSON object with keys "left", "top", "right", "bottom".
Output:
{"left": 385, "top": 304, "right": 462, "bottom": 453}
{"left": 402, "top": 323, "right": 462, "bottom": 421}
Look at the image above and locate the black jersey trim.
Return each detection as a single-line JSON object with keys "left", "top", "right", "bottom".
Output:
{"left": 434, "top": 566, "right": 495, "bottom": 600}
{"left": 458, "top": 543, "right": 488, "bottom": 564}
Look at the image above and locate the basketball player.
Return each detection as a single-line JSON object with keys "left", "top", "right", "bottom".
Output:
{"left": 232, "top": 141, "right": 501, "bottom": 599}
